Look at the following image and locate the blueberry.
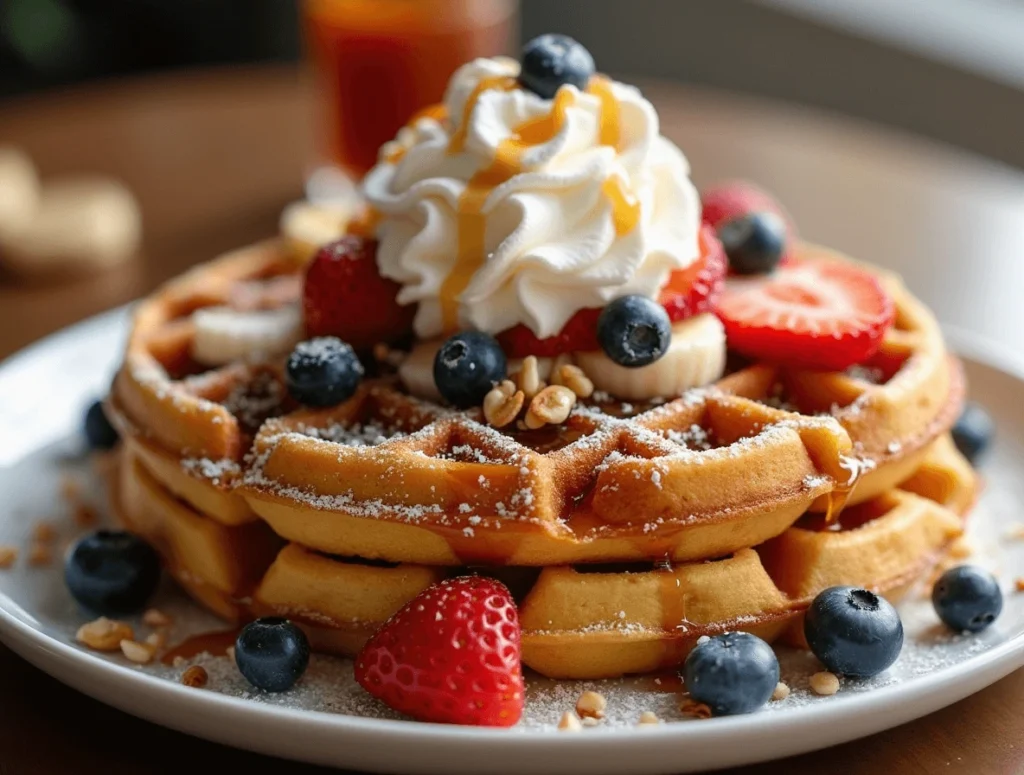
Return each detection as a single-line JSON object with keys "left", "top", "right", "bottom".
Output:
{"left": 682, "top": 632, "right": 779, "bottom": 716}
{"left": 597, "top": 295, "right": 672, "bottom": 368}
{"left": 235, "top": 617, "right": 310, "bottom": 692}
{"left": 717, "top": 212, "right": 787, "bottom": 275}
{"left": 951, "top": 402, "right": 994, "bottom": 464}
{"left": 64, "top": 530, "right": 161, "bottom": 616}
{"left": 433, "top": 331, "right": 507, "bottom": 408}
{"left": 286, "top": 337, "right": 364, "bottom": 407}
{"left": 84, "top": 400, "right": 119, "bottom": 450}
{"left": 932, "top": 565, "right": 1002, "bottom": 633}
{"left": 518, "top": 34, "right": 595, "bottom": 100}
{"left": 804, "top": 586, "right": 903, "bottom": 677}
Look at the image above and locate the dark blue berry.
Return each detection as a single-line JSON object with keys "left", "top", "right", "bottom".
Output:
{"left": 597, "top": 295, "right": 672, "bottom": 368}
{"left": 804, "top": 586, "right": 903, "bottom": 677}
{"left": 64, "top": 530, "right": 161, "bottom": 616}
{"left": 518, "top": 34, "right": 595, "bottom": 100}
{"left": 84, "top": 400, "right": 119, "bottom": 450}
{"left": 433, "top": 331, "right": 507, "bottom": 409}
{"left": 286, "top": 337, "right": 363, "bottom": 407}
{"left": 717, "top": 212, "right": 787, "bottom": 275}
{"left": 932, "top": 565, "right": 1002, "bottom": 633}
{"left": 683, "top": 632, "right": 779, "bottom": 716}
{"left": 235, "top": 617, "right": 310, "bottom": 692}
{"left": 951, "top": 402, "right": 994, "bottom": 464}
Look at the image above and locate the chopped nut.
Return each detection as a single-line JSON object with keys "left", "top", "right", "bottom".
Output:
{"left": 637, "top": 711, "right": 661, "bottom": 725}
{"left": 552, "top": 363, "right": 594, "bottom": 399}
{"left": 557, "top": 711, "right": 583, "bottom": 732}
{"left": 73, "top": 503, "right": 98, "bottom": 527}
{"left": 172, "top": 655, "right": 188, "bottom": 669}
{"left": 483, "top": 381, "right": 525, "bottom": 428}
{"left": 76, "top": 618, "right": 135, "bottom": 651}
{"left": 181, "top": 665, "right": 209, "bottom": 688}
{"left": 580, "top": 716, "right": 601, "bottom": 727}
{"left": 810, "top": 671, "right": 840, "bottom": 696}
{"left": 524, "top": 385, "right": 576, "bottom": 429}
{"left": 145, "top": 631, "right": 167, "bottom": 649}
{"left": 513, "top": 356, "right": 545, "bottom": 400}
{"left": 772, "top": 682, "right": 791, "bottom": 701}
{"left": 0, "top": 545, "right": 17, "bottom": 569}
{"left": 28, "top": 543, "right": 52, "bottom": 567}
{"left": 679, "top": 699, "right": 712, "bottom": 719}
{"left": 32, "top": 522, "right": 58, "bottom": 543}
{"left": 1015, "top": 578, "right": 1024, "bottom": 592}
{"left": 575, "top": 690, "right": 607, "bottom": 719}
{"left": 226, "top": 646, "right": 236, "bottom": 663}
{"left": 120, "top": 639, "right": 155, "bottom": 664}
{"left": 142, "top": 608, "right": 172, "bottom": 627}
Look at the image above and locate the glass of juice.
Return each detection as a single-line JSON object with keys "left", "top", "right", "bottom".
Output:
{"left": 301, "top": 0, "right": 518, "bottom": 196}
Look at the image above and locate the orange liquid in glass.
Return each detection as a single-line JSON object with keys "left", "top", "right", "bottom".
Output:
{"left": 303, "top": 0, "right": 517, "bottom": 179}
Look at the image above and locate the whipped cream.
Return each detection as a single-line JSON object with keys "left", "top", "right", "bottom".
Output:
{"left": 361, "top": 56, "right": 702, "bottom": 340}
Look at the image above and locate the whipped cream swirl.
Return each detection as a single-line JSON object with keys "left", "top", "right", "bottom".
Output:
{"left": 361, "top": 56, "right": 702, "bottom": 340}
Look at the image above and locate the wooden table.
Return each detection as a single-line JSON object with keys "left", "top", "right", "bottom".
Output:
{"left": 1, "top": 65, "right": 1022, "bottom": 774}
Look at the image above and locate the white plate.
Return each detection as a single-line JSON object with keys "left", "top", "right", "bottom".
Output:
{"left": 0, "top": 309, "right": 1022, "bottom": 775}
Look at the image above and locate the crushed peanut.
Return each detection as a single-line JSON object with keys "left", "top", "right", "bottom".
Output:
{"left": 145, "top": 631, "right": 167, "bottom": 649}
{"left": 483, "top": 381, "right": 525, "bottom": 428}
{"left": 580, "top": 716, "right": 601, "bottom": 727}
{"left": 575, "top": 690, "right": 607, "bottom": 719}
{"left": 181, "top": 665, "right": 209, "bottom": 688}
{"left": 172, "top": 656, "right": 188, "bottom": 669}
{"left": 637, "top": 711, "right": 661, "bottom": 726}
{"left": 552, "top": 363, "right": 594, "bottom": 399}
{"left": 28, "top": 543, "right": 52, "bottom": 567}
{"left": 810, "top": 671, "right": 840, "bottom": 696}
{"left": 76, "top": 618, "right": 134, "bottom": 651}
{"left": 679, "top": 699, "right": 712, "bottom": 719}
{"left": 1015, "top": 578, "right": 1024, "bottom": 592}
{"left": 32, "top": 522, "right": 58, "bottom": 543}
{"left": 120, "top": 639, "right": 155, "bottom": 664}
{"left": 0, "top": 546, "right": 17, "bottom": 569}
{"left": 772, "top": 681, "right": 791, "bottom": 701}
{"left": 512, "top": 356, "right": 545, "bottom": 400}
{"left": 557, "top": 711, "right": 583, "bottom": 732}
{"left": 143, "top": 608, "right": 172, "bottom": 627}
{"left": 524, "top": 385, "right": 576, "bottom": 429}
{"left": 226, "top": 646, "right": 236, "bottom": 663}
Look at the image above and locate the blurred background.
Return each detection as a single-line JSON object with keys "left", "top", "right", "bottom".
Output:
{"left": 4, "top": 0, "right": 1024, "bottom": 169}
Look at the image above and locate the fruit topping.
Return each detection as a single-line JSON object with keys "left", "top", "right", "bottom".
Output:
{"left": 65, "top": 530, "right": 161, "bottom": 616}
{"left": 658, "top": 224, "right": 728, "bottom": 321}
{"left": 433, "top": 331, "right": 507, "bottom": 408}
{"left": 700, "top": 180, "right": 795, "bottom": 240}
{"left": 932, "top": 565, "right": 1003, "bottom": 633}
{"left": 717, "top": 211, "right": 787, "bottom": 275}
{"left": 518, "top": 34, "right": 595, "bottom": 100}
{"left": 804, "top": 586, "right": 903, "bottom": 678}
{"left": 951, "top": 402, "right": 994, "bottom": 464}
{"left": 235, "top": 617, "right": 310, "bottom": 693}
{"left": 715, "top": 260, "right": 895, "bottom": 371}
{"left": 84, "top": 399, "right": 118, "bottom": 450}
{"left": 355, "top": 576, "right": 524, "bottom": 727}
{"left": 285, "top": 337, "right": 364, "bottom": 407}
{"left": 496, "top": 308, "right": 601, "bottom": 360}
{"left": 682, "top": 632, "right": 780, "bottom": 716}
{"left": 302, "top": 236, "right": 415, "bottom": 351}
{"left": 597, "top": 295, "right": 672, "bottom": 368}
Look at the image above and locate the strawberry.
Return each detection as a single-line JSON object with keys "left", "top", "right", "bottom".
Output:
{"left": 715, "top": 260, "right": 895, "bottom": 371}
{"left": 302, "top": 236, "right": 416, "bottom": 351}
{"left": 700, "top": 180, "right": 795, "bottom": 237}
{"left": 497, "top": 225, "right": 726, "bottom": 358}
{"left": 354, "top": 576, "right": 524, "bottom": 727}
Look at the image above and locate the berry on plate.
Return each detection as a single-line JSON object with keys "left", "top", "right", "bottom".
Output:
{"left": 355, "top": 576, "right": 524, "bottom": 727}
{"left": 717, "top": 211, "right": 787, "bottom": 275}
{"left": 701, "top": 180, "right": 795, "bottom": 238}
{"left": 286, "top": 337, "right": 364, "bottom": 407}
{"left": 65, "top": 530, "right": 161, "bottom": 616}
{"left": 804, "top": 586, "right": 903, "bottom": 678}
{"left": 84, "top": 399, "right": 119, "bottom": 450}
{"left": 715, "top": 260, "right": 895, "bottom": 371}
{"left": 235, "top": 617, "right": 311, "bottom": 692}
{"left": 682, "top": 632, "right": 780, "bottom": 716}
{"left": 433, "top": 331, "right": 507, "bottom": 408}
{"left": 597, "top": 295, "right": 673, "bottom": 368}
{"left": 518, "top": 34, "right": 595, "bottom": 100}
{"left": 932, "top": 565, "right": 1003, "bottom": 633}
{"left": 951, "top": 402, "right": 995, "bottom": 464}
{"left": 302, "top": 236, "right": 415, "bottom": 351}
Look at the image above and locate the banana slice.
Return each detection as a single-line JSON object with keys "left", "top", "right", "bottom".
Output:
{"left": 279, "top": 199, "right": 352, "bottom": 263}
{"left": 576, "top": 313, "right": 726, "bottom": 401}
{"left": 191, "top": 303, "right": 304, "bottom": 366}
{"left": 397, "top": 338, "right": 444, "bottom": 402}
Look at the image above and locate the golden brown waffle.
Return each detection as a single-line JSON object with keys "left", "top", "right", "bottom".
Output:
{"left": 112, "top": 434, "right": 973, "bottom": 679}
{"left": 106, "top": 239, "right": 963, "bottom": 567}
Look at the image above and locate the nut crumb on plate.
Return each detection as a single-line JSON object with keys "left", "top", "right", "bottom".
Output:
{"left": 76, "top": 617, "right": 134, "bottom": 651}
{"left": 120, "top": 639, "right": 155, "bottom": 664}
{"left": 27, "top": 543, "right": 52, "bottom": 566}
{"left": 557, "top": 711, "right": 583, "bottom": 732}
{"left": 637, "top": 711, "right": 660, "bottom": 725}
{"left": 31, "top": 522, "right": 57, "bottom": 543}
{"left": 575, "top": 690, "right": 607, "bottom": 719}
{"left": 143, "top": 608, "right": 172, "bottom": 627}
{"left": 1015, "top": 578, "right": 1024, "bottom": 592}
{"left": 145, "top": 631, "right": 167, "bottom": 649}
{"left": 810, "top": 671, "right": 840, "bottom": 696}
{"left": 772, "top": 681, "right": 791, "bottom": 701}
{"left": 172, "top": 655, "right": 188, "bottom": 669}
{"left": 0, "top": 546, "right": 17, "bottom": 569}
{"left": 679, "top": 699, "right": 712, "bottom": 719}
{"left": 181, "top": 665, "right": 209, "bottom": 688}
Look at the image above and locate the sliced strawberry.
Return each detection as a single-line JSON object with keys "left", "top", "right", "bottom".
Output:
{"left": 302, "top": 236, "right": 415, "bottom": 351}
{"left": 715, "top": 261, "right": 895, "bottom": 371}
{"left": 354, "top": 576, "right": 524, "bottom": 727}
{"left": 496, "top": 308, "right": 601, "bottom": 359}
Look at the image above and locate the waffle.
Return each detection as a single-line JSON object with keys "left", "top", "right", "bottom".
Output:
{"left": 111, "top": 432, "right": 973, "bottom": 678}
{"left": 106, "top": 239, "right": 964, "bottom": 569}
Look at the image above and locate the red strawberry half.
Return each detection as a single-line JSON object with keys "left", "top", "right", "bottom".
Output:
{"left": 302, "top": 236, "right": 416, "bottom": 351}
{"left": 715, "top": 260, "right": 895, "bottom": 371}
{"left": 355, "top": 576, "right": 524, "bottom": 727}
